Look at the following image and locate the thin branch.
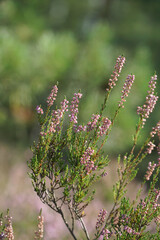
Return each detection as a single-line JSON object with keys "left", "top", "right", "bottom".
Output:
{"left": 68, "top": 204, "right": 75, "bottom": 232}
{"left": 78, "top": 217, "right": 90, "bottom": 240}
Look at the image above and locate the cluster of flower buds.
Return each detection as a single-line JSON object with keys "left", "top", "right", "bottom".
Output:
{"left": 118, "top": 74, "right": 135, "bottom": 108}
{"left": 137, "top": 75, "right": 158, "bottom": 127}
{"left": 49, "top": 98, "right": 69, "bottom": 133}
{"left": 60, "top": 98, "right": 69, "bottom": 113}
{"left": 87, "top": 114, "right": 100, "bottom": 131}
{"left": 98, "top": 117, "right": 111, "bottom": 136}
{"left": 150, "top": 121, "right": 160, "bottom": 165}
{"left": 124, "top": 226, "right": 140, "bottom": 236}
{"left": 80, "top": 147, "right": 97, "bottom": 174}
{"left": 4, "top": 215, "right": 14, "bottom": 240}
{"left": 107, "top": 56, "right": 126, "bottom": 91}
{"left": 154, "top": 189, "right": 160, "bottom": 203}
{"left": 101, "top": 228, "right": 111, "bottom": 239}
{"left": 121, "top": 214, "right": 129, "bottom": 224}
{"left": 34, "top": 215, "right": 44, "bottom": 239}
{"left": 145, "top": 141, "right": 156, "bottom": 154}
{"left": 95, "top": 209, "right": 107, "bottom": 230}
{"left": 101, "top": 171, "right": 108, "bottom": 177}
{"left": 69, "top": 93, "right": 82, "bottom": 124}
{"left": 47, "top": 85, "right": 58, "bottom": 107}
{"left": 145, "top": 162, "right": 156, "bottom": 181}
{"left": 150, "top": 121, "right": 160, "bottom": 137}
{"left": 141, "top": 200, "right": 147, "bottom": 209}
{"left": 74, "top": 124, "right": 86, "bottom": 132}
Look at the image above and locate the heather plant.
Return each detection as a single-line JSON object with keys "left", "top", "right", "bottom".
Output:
{"left": 27, "top": 56, "right": 160, "bottom": 239}
{"left": 6, "top": 56, "right": 158, "bottom": 239}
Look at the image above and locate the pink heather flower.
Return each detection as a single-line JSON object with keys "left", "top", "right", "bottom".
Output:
{"left": 124, "top": 225, "right": 140, "bottom": 236}
{"left": 150, "top": 121, "right": 160, "bottom": 137}
{"left": 141, "top": 200, "right": 147, "bottom": 209}
{"left": 98, "top": 117, "right": 111, "bottom": 136}
{"left": 87, "top": 114, "right": 100, "bottom": 131}
{"left": 124, "top": 226, "right": 133, "bottom": 234}
{"left": 96, "top": 209, "right": 107, "bottom": 230}
{"left": 47, "top": 85, "right": 58, "bottom": 107}
{"left": 145, "top": 141, "right": 156, "bottom": 154}
{"left": 4, "top": 215, "right": 14, "bottom": 240}
{"left": 40, "top": 131, "right": 46, "bottom": 136}
{"left": 145, "top": 162, "right": 156, "bottom": 181}
{"left": 106, "top": 56, "right": 126, "bottom": 91}
{"left": 101, "top": 228, "right": 110, "bottom": 239}
{"left": 49, "top": 98, "right": 69, "bottom": 133}
{"left": 74, "top": 124, "right": 87, "bottom": 132}
{"left": 36, "top": 105, "right": 44, "bottom": 114}
{"left": 118, "top": 74, "right": 135, "bottom": 108}
{"left": 121, "top": 214, "right": 129, "bottom": 224}
{"left": 80, "top": 147, "right": 97, "bottom": 174}
{"left": 69, "top": 93, "right": 82, "bottom": 124}
{"left": 137, "top": 75, "right": 158, "bottom": 127}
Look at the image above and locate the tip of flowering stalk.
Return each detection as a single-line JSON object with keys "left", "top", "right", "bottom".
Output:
{"left": 39, "top": 208, "right": 42, "bottom": 216}
{"left": 101, "top": 171, "right": 108, "bottom": 177}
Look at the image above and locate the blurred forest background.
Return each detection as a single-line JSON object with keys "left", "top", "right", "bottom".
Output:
{"left": 0, "top": 0, "right": 159, "bottom": 239}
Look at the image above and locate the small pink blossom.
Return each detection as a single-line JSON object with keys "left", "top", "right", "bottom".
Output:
{"left": 124, "top": 225, "right": 133, "bottom": 234}
{"left": 36, "top": 105, "right": 44, "bottom": 114}
{"left": 101, "top": 228, "right": 110, "bottom": 239}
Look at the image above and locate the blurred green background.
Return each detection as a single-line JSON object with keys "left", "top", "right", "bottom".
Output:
{"left": 0, "top": 0, "right": 159, "bottom": 239}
